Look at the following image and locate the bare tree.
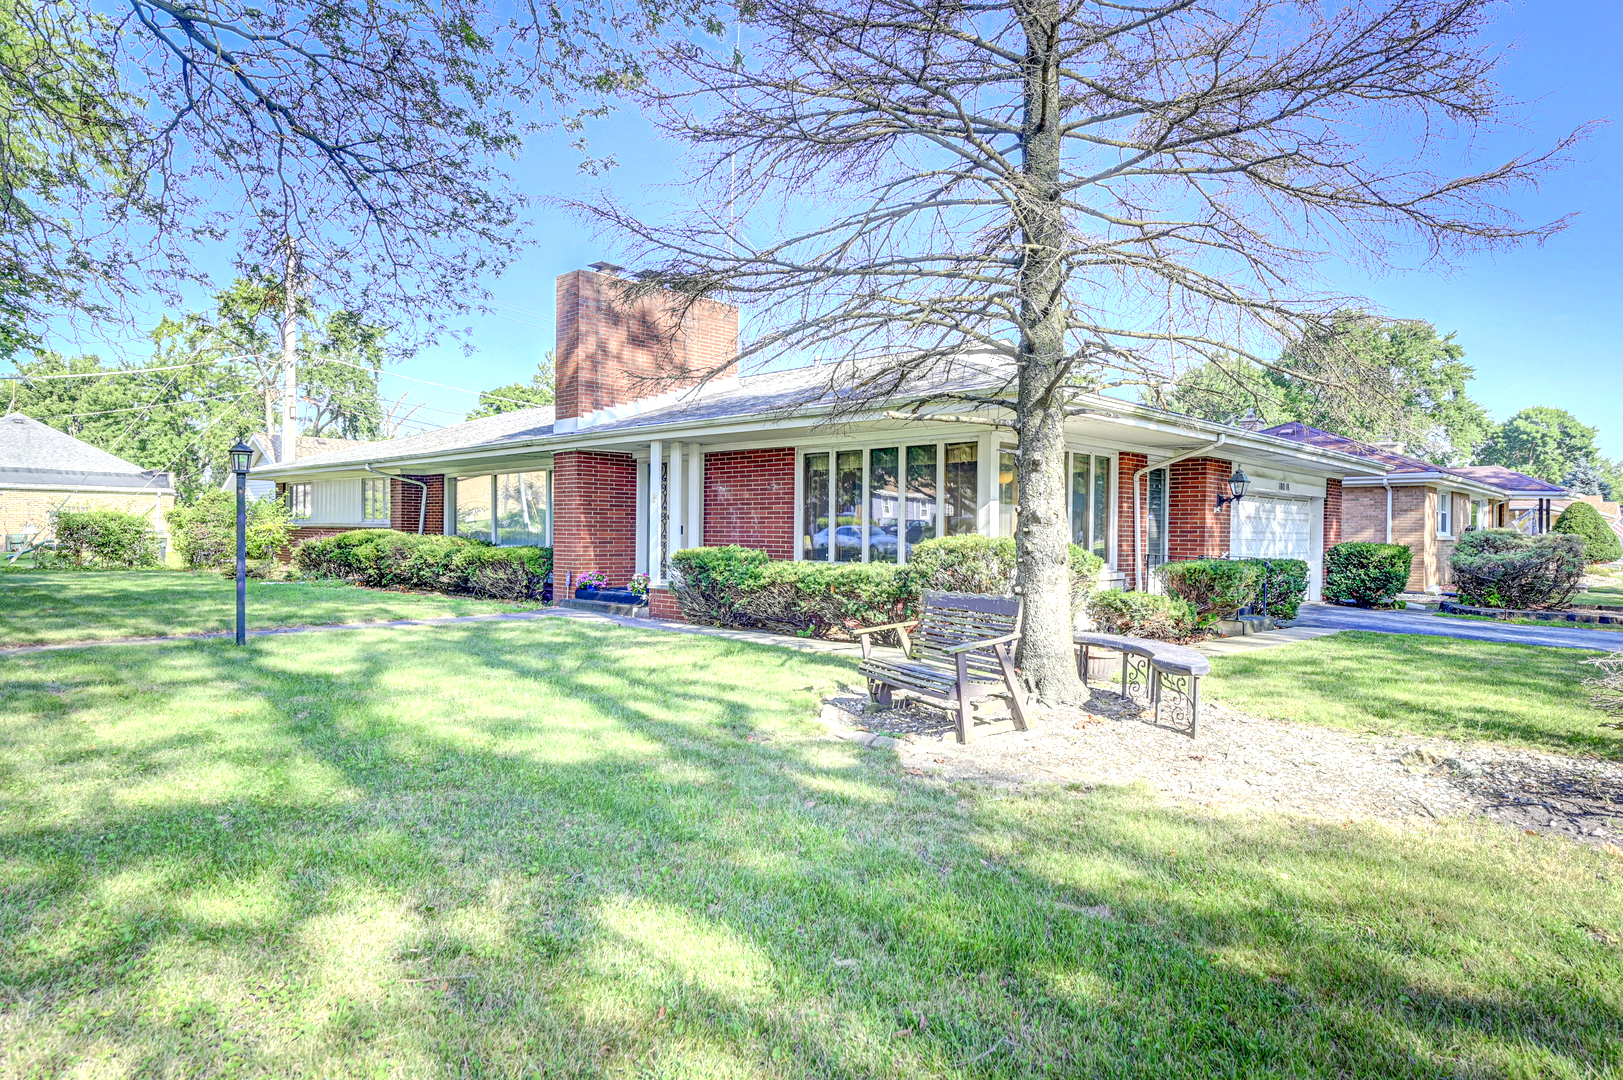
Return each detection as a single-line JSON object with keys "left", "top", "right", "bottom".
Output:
{"left": 580, "top": 0, "right": 1578, "bottom": 702}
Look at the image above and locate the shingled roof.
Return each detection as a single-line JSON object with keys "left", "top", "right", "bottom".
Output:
{"left": 1261, "top": 421, "right": 1565, "bottom": 496}
{"left": 0, "top": 413, "right": 172, "bottom": 490}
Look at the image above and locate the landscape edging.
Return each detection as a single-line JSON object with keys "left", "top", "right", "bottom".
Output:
{"left": 1440, "top": 600, "right": 1623, "bottom": 626}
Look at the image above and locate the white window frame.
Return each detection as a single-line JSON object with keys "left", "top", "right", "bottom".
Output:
{"left": 287, "top": 482, "right": 312, "bottom": 521}
{"left": 795, "top": 439, "right": 981, "bottom": 565}
{"left": 1436, "top": 490, "right": 1452, "bottom": 538}
{"left": 1063, "top": 448, "right": 1117, "bottom": 566}
{"left": 361, "top": 477, "right": 390, "bottom": 523}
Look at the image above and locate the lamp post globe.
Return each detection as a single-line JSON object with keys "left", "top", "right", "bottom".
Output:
{"left": 1228, "top": 468, "right": 1250, "bottom": 503}
{"left": 230, "top": 441, "right": 252, "bottom": 645}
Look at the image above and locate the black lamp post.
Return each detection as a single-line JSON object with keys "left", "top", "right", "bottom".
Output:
{"left": 1215, "top": 467, "right": 1251, "bottom": 510}
{"left": 229, "top": 440, "right": 253, "bottom": 645}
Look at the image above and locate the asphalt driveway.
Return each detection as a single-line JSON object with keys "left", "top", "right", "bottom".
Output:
{"left": 1289, "top": 602, "right": 1622, "bottom": 651}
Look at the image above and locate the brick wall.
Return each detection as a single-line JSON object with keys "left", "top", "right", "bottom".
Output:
{"left": 1341, "top": 486, "right": 1386, "bottom": 542}
{"left": 1, "top": 487, "right": 174, "bottom": 546}
{"left": 1323, "top": 478, "right": 1343, "bottom": 548}
{"left": 1167, "top": 457, "right": 1232, "bottom": 561}
{"left": 389, "top": 476, "right": 445, "bottom": 535}
{"left": 648, "top": 587, "right": 685, "bottom": 621}
{"left": 1116, "top": 451, "right": 1147, "bottom": 589}
{"left": 555, "top": 269, "right": 739, "bottom": 421}
{"left": 1392, "top": 485, "right": 1432, "bottom": 592}
{"left": 702, "top": 447, "right": 796, "bottom": 558}
{"left": 553, "top": 450, "right": 639, "bottom": 588}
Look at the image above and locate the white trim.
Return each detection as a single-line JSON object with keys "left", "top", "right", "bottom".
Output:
{"left": 648, "top": 441, "right": 665, "bottom": 584}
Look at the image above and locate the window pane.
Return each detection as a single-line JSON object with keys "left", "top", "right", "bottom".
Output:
{"left": 1093, "top": 455, "right": 1111, "bottom": 560}
{"left": 290, "top": 484, "right": 311, "bottom": 520}
{"left": 456, "top": 475, "right": 492, "bottom": 541}
{"left": 944, "top": 442, "right": 978, "bottom": 536}
{"left": 999, "top": 450, "right": 1018, "bottom": 538}
{"left": 835, "top": 449, "right": 863, "bottom": 562}
{"left": 1070, "top": 454, "right": 1089, "bottom": 546}
{"left": 803, "top": 453, "right": 830, "bottom": 561}
{"left": 497, "top": 471, "right": 549, "bottom": 546}
{"left": 362, "top": 478, "right": 389, "bottom": 522}
{"left": 1146, "top": 467, "right": 1167, "bottom": 571}
{"left": 905, "top": 445, "right": 938, "bottom": 558}
{"left": 868, "top": 447, "right": 899, "bottom": 564}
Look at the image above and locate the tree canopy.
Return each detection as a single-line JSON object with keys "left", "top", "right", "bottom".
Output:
{"left": 467, "top": 353, "right": 556, "bottom": 420}
{"left": 1157, "top": 314, "right": 1492, "bottom": 463}
{"left": 1475, "top": 407, "right": 1601, "bottom": 486}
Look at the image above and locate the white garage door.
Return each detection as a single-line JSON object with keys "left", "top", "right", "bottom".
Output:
{"left": 1233, "top": 497, "right": 1312, "bottom": 560}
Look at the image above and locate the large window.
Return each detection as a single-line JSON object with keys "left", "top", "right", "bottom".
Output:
{"left": 802, "top": 441, "right": 976, "bottom": 563}
{"left": 287, "top": 483, "right": 312, "bottom": 521}
{"left": 999, "top": 450, "right": 1018, "bottom": 538}
{"left": 362, "top": 477, "right": 390, "bottom": 523}
{"left": 457, "top": 472, "right": 551, "bottom": 545}
{"left": 1068, "top": 453, "right": 1112, "bottom": 560}
{"left": 497, "top": 472, "right": 550, "bottom": 545}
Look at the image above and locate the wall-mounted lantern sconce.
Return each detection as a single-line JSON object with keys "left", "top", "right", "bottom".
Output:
{"left": 1215, "top": 467, "right": 1250, "bottom": 510}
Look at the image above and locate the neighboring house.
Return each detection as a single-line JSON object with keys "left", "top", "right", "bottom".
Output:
{"left": 1263, "top": 423, "right": 1565, "bottom": 594}
{"left": 254, "top": 265, "right": 1391, "bottom": 618}
{"left": 0, "top": 412, "right": 174, "bottom": 552}
{"left": 223, "top": 431, "right": 373, "bottom": 502}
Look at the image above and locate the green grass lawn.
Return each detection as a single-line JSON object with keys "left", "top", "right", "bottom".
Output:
{"left": 1206, "top": 631, "right": 1618, "bottom": 758}
{"left": 0, "top": 570, "right": 537, "bottom": 647}
{"left": 1, "top": 621, "right": 1619, "bottom": 1077}
{"left": 1578, "top": 583, "right": 1623, "bottom": 607}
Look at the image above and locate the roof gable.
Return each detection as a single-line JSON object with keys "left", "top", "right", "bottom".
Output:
{"left": 0, "top": 413, "right": 152, "bottom": 475}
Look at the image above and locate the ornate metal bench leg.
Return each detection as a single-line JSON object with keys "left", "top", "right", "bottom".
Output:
{"left": 1190, "top": 677, "right": 1200, "bottom": 739}
{"left": 1120, "top": 652, "right": 1129, "bottom": 699}
{"left": 1152, "top": 667, "right": 1162, "bottom": 725}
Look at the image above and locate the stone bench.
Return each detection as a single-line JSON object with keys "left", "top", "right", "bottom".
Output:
{"left": 1074, "top": 632, "right": 1210, "bottom": 737}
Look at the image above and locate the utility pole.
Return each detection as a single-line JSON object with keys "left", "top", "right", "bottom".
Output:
{"left": 280, "top": 237, "right": 299, "bottom": 464}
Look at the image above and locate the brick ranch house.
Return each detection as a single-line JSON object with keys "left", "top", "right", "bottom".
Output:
{"left": 1262, "top": 423, "right": 1569, "bottom": 594}
{"left": 254, "top": 266, "right": 1394, "bottom": 617}
{"left": 1, "top": 412, "right": 175, "bottom": 554}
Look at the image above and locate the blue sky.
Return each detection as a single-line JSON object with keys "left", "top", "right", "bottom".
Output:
{"left": 36, "top": 1, "right": 1623, "bottom": 458}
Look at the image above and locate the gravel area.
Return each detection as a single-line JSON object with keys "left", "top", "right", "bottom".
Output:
{"left": 820, "top": 690, "right": 1623, "bottom": 848}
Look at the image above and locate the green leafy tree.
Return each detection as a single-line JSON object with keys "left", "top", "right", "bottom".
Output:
{"left": 1160, "top": 314, "right": 1492, "bottom": 463}
{"left": 1475, "top": 407, "right": 1600, "bottom": 485}
{"left": 1563, "top": 459, "right": 1615, "bottom": 502}
{"left": 467, "top": 353, "right": 555, "bottom": 420}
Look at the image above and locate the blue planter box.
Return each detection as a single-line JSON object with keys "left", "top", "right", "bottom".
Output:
{"left": 574, "top": 587, "right": 646, "bottom": 606}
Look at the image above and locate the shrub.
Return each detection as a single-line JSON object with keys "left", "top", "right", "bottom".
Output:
{"left": 1552, "top": 501, "right": 1622, "bottom": 565}
{"left": 1249, "top": 559, "right": 1310, "bottom": 620}
{"left": 1157, "top": 559, "right": 1259, "bottom": 626}
{"left": 294, "top": 530, "right": 551, "bottom": 601}
{"left": 1085, "top": 589, "right": 1200, "bottom": 642}
{"left": 667, "top": 536, "right": 1104, "bottom": 641}
{"left": 901, "top": 534, "right": 1104, "bottom": 612}
{"left": 167, "top": 491, "right": 292, "bottom": 569}
{"left": 1585, "top": 652, "right": 1623, "bottom": 716}
{"left": 1451, "top": 529, "right": 1585, "bottom": 610}
{"left": 50, "top": 509, "right": 161, "bottom": 569}
{"left": 1324, "top": 542, "right": 1413, "bottom": 607}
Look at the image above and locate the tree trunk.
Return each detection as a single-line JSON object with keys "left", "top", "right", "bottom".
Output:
{"left": 279, "top": 238, "right": 299, "bottom": 464}
{"left": 1011, "top": 0, "right": 1082, "bottom": 704}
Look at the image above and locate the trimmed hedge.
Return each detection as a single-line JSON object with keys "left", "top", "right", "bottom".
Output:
{"left": 1156, "top": 560, "right": 1258, "bottom": 626}
{"left": 666, "top": 535, "right": 1104, "bottom": 640}
{"left": 295, "top": 530, "right": 552, "bottom": 601}
{"left": 1451, "top": 529, "right": 1585, "bottom": 610}
{"left": 1324, "top": 542, "right": 1413, "bottom": 607}
{"left": 1086, "top": 589, "right": 1200, "bottom": 642}
{"left": 167, "top": 491, "right": 293, "bottom": 569}
{"left": 1553, "top": 501, "right": 1622, "bottom": 565}
{"left": 49, "top": 509, "right": 161, "bottom": 568}
{"left": 1251, "top": 559, "right": 1310, "bottom": 620}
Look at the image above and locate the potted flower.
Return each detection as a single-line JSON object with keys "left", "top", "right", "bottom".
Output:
{"left": 574, "top": 570, "right": 608, "bottom": 599}
{"left": 628, "top": 573, "right": 650, "bottom": 599}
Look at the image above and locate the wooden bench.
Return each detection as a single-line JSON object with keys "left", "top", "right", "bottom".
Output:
{"left": 855, "top": 592, "right": 1030, "bottom": 744}
{"left": 1074, "top": 631, "right": 1210, "bottom": 737}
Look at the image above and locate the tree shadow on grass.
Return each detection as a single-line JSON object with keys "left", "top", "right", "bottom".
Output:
{"left": 0, "top": 619, "right": 1619, "bottom": 1077}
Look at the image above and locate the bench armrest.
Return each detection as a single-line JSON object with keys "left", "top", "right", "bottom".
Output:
{"left": 943, "top": 631, "right": 1020, "bottom": 654}
{"left": 853, "top": 620, "right": 919, "bottom": 637}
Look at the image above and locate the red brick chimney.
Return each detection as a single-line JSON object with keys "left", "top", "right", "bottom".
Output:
{"left": 554, "top": 266, "right": 739, "bottom": 428}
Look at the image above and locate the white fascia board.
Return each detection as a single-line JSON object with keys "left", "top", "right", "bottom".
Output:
{"left": 1342, "top": 473, "right": 1508, "bottom": 499}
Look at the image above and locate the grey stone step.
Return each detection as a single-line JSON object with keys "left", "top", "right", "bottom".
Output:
{"left": 557, "top": 597, "right": 650, "bottom": 618}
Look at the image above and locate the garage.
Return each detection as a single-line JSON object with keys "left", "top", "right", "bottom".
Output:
{"left": 1232, "top": 496, "right": 1313, "bottom": 561}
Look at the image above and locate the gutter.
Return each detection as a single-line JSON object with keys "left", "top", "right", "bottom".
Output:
{"left": 1132, "top": 434, "right": 1226, "bottom": 591}
{"left": 1382, "top": 477, "right": 1393, "bottom": 544}
{"left": 366, "top": 463, "right": 426, "bottom": 534}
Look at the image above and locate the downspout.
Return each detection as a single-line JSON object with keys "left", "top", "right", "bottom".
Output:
{"left": 366, "top": 463, "right": 427, "bottom": 535}
{"left": 1382, "top": 478, "right": 1393, "bottom": 544}
{"left": 1132, "top": 434, "right": 1226, "bottom": 592}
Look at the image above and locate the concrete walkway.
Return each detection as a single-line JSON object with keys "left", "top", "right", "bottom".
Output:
{"left": 1287, "top": 601, "right": 1623, "bottom": 651}
{"left": 1195, "top": 625, "right": 1343, "bottom": 657}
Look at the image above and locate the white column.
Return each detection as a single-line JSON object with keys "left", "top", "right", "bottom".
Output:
{"left": 648, "top": 441, "right": 665, "bottom": 583}
{"left": 688, "top": 446, "right": 703, "bottom": 548}
{"left": 668, "top": 442, "right": 684, "bottom": 555}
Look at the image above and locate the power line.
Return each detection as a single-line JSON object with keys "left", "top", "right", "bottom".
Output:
{"left": 23, "top": 395, "right": 247, "bottom": 420}
{"left": 4, "top": 352, "right": 274, "bottom": 380}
